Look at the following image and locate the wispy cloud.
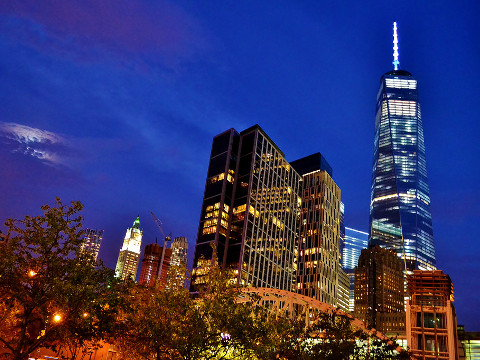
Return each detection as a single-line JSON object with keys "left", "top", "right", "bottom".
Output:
{"left": 0, "top": 122, "right": 68, "bottom": 165}
{"left": 0, "top": 0, "right": 209, "bottom": 67}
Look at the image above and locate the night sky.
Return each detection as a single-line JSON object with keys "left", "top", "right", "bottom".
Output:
{"left": 1, "top": 1, "right": 479, "bottom": 330}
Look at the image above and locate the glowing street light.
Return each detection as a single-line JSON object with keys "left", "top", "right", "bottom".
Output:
{"left": 53, "top": 314, "right": 62, "bottom": 323}
{"left": 28, "top": 270, "right": 37, "bottom": 277}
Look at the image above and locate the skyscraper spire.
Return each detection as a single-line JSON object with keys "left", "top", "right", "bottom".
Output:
{"left": 392, "top": 22, "right": 400, "bottom": 70}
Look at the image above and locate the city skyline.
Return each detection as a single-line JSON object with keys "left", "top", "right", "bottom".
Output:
{"left": 0, "top": 1, "right": 478, "bottom": 330}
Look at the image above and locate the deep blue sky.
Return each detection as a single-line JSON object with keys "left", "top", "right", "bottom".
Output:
{"left": 1, "top": 1, "right": 479, "bottom": 330}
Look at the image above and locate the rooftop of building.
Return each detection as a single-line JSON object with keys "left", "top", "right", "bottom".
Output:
{"left": 290, "top": 152, "right": 333, "bottom": 177}
{"left": 385, "top": 69, "right": 412, "bottom": 77}
{"left": 240, "top": 124, "right": 285, "bottom": 157}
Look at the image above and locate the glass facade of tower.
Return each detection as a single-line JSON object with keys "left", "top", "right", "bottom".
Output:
{"left": 369, "top": 69, "right": 436, "bottom": 271}
{"left": 192, "top": 125, "right": 301, "bottom": 291}
{"left": 343, "top": 227, "right": 369, "bottom": 312}
{"left": 343, "top": 227, "right": 369, "bottom": 270}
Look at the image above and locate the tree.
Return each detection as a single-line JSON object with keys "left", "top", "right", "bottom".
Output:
{"left": 0, "top": 198, "right": 123, "bottom": 360}
{"left": 113, "top": 256, "right": 411, "bottom": 360}
{"left": 114, "top": 258, "right": 308, "bottom": 360}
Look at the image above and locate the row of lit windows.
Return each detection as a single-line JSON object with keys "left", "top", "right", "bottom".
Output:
{"left": 208, "top": 170, "right": 235, "bottom": 185}
{"left": 385, "top": 78, "right": 417, "bottom": 89}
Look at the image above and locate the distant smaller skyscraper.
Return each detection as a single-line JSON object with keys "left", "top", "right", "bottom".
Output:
{"left": 166, "top": 237, "right": 188, "bottom": 287}
{"left": 406, "top": 270, "right": 459, "bottom": 360}
{"left": 354, "top": 245, "right": 405, "bottom": 334}
{"left": 343, "top": 228, "right": 369, "bottom": 270}
{"left": 115, "top": 217, "right": 143, "bottom": 281}
{"left": 343, "top": 227, "right": 369, "bottom": 312}
{"left": 80, "top": 228, "right": 103, "bottom": 261}
{"left": 337, "top": 266, "right": 350, "bottom": 313}
{"left": 170, "top": 237, "right": 188, "bottom": 268}
{"left": 138, "top": 242, "right": 172, "bottom": 288}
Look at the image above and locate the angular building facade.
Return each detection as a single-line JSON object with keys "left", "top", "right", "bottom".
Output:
{"left": 292, "top": 153, "right": 342, "bottom": 306}
{"left": 80, "top": 228, "right": 104, "bottom": 261}
{"left": 192, "top": 126, "right": 344, "bottom": 308}
{"left": 192, "top": 125, "right": 302, "bottom": 291}
{"left": 115, "top": 217, "right": 143, "bottom": 281}
{"left": 369, "top": 23, "right": 436, "bottom": 272}
{"left": 354, "top": 245, "right": 405, "bottom": 334}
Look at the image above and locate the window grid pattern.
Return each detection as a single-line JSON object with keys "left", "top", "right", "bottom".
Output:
{"left": 241, "top": 131, "right": 301, "bottom": 291}
{"left": 296, "top": 170, "right": 341, "bottom": 306}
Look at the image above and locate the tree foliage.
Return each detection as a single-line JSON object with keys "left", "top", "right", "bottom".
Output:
{"left": 0, "top": 200, "right": 410, "bottom": 360}
{"left": 0, "top": 198, "right": 122, "bottom": 360}
{"left": 113, "top": 259, "right": 411, "bottom": 360}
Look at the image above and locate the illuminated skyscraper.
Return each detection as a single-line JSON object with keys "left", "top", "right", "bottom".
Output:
{"left": 170, "top": 237, "right": 188, "bottom": 268}
{"left": 192, "top": 126, "right": 345, "bottom": 304}
{"left": 343, "top": 227, "right": 369, "bottom": 312}
{"left": 192, "top": 125, "right": 301, "bottom": 291}
{"left": 115, "top": 217, "right": 143, "bottom": 281}
{"left": 292, "top": 153, "right": 343, "bottom": 307}
{"left": 369, "top": 22, "right": 436, "bottom": 271}
{"left": 167, "top": 237, "right": 189, "bottom": 288}
{"left": 343, "top": 228, "right": 369, "bottom": 270}
{"left": 80, "top": 228, "right": 103, "bottom": 260}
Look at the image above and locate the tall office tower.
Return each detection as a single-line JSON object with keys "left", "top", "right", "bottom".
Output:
{"left": 406, "top": 270, "right": 459, "bottom": 360}
{"left": 339, "top": 202, "right": 345, "bottom": 267}
{"left": 369, "top": 22, "right": 436, "bottom": 272}
{"left": 115, "top": 217, "right": 143, "bottom": 281}
{"left": 343, "top": 227, "right": 369, "bottom": 312}
{"left": 354, "top": 246, "right": 405, "bottom": 334}
{"left": 167, "top": 237, "right": 189, "bottom": 287}
{"left": 80, "top": 228, "right": 104, "bottom": 260}
{"left": 138, "top": 243, "right": 172, "bottom": 288}
{"left": 291, "top": 153, "right": 342, "bottom": 306}
{"left": 170, "top": 237, "right": 188, "bottom": 267}
{"left": 337, "top": 266, "right": 350, "bottom": 312}
{"left": 192, "top": 125, "right": 302, "bottom": 291}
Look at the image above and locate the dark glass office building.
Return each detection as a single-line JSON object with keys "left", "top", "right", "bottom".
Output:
{"left": 369, "top": 66, "right": 436, "bottom": 271}
{"left": 192, "top": 125, "right": 301, "bottom": 291}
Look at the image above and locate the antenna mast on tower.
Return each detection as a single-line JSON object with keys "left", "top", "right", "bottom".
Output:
{"left": 393, "top": 22, "right": 400, "bottom": 70}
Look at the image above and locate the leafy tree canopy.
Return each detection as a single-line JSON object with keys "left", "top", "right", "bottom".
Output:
{"left": 0, "top": 198, "right": 123, "bottom": 360}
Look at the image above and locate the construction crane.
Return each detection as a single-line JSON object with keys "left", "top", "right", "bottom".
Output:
{"left": 150, "top": 211, "right": 172, "bottom": 282}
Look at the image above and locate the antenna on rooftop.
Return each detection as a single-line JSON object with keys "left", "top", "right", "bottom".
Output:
{"left": 392, "top": 22, "right": 400, "bottom": 70}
